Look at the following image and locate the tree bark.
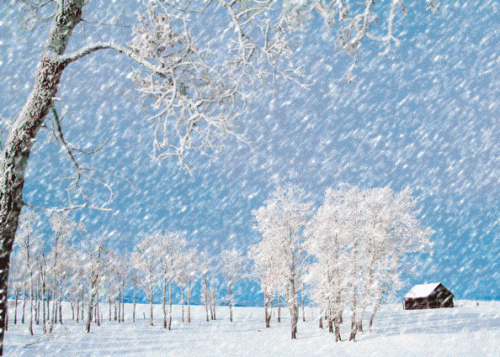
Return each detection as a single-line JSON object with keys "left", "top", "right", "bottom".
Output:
{"left": 277, "top": 294, "right": 281, "bottom": 323}
{"left": 228, "top": 283, "right": 233, "bottom": 323}
{"left": 162, "top": 278, "right": 167, "bottom": 329}
{"left": 0, "top": 1, "right": 85, "bottom": 354}
{"left": 149, "top": 291, "right": 154, "bottom": 326}
{"left": 368, "top": 288, "right": 385, "bottom": 331}
{"left": 133, "top": 287, "right": 137, "bottom": 323}
{"left": 168, "top": 281, "right": 173, "bottom": 330}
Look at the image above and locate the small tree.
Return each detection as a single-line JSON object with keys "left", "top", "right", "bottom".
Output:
{"left": 157, "top": 231, "right": 187, "bottom": 330}
{"left": 175, "top": 246, "right": 198, "bottom": 323}
{"left": 82, "top": 236, "right": 107, "bottom": 333}
{"left": 134, "top": 234, "right": 161, "bottom": 326}
{"left": 221, "top": 249, "right": 246, "bottom": 322}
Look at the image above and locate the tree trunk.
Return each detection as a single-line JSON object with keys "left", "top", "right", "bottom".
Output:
{"left": 349, "top": 320, "right": 362, "bottom": 341}
{"left": 334, "top": 311, "right": 342, "bottom": 342}
{"left": 150, "top": 291, "right": 154, "bottom": 326}
{"left": 59, "top": 295, "right": 63, "bottom": 325}
{"left": 121, "top": 290, "right": 124, "bottom": 323}
{"left": 204, "top": 282, "right": 210, "bottom": 322}
{"left": 368, "top": 288, "right": 385, "bottom": 331}
{"left": 108, "top": 296, "right": 112, "bottom": 321}
{"left": 228, "top": 284, "right": 233, "bottom": 323}
{"left": 264, "top": 293, "right": 272, "bottom": 328}
{"left": 162, "top": 278, "right": 167, "bottom": 329}
{"left": 0, "top": 1, "right": 85, "bottom": 354}
{"left": 277, "top": 294, "right": 281, "bottom": 323}
{"left": 187, "top": 283, "right": 192, "bottom": 324}
{"left": 301, "top": 293, "right": 306, "bottom": 322}
{"left": 289, "top": 288, "right": 299, "bottom": 339}
{"left": 117, "top": 294, "right": 121, "bottom": 323}
{"left": 181, "top": 286, "right": 185, "bottom": 323}
{"left": 29, "top": 285, "right": 34, "bottom": 336}
{"left": 22, "top": 285, "right": 27, "bottom": 324}
{"left": 168, "top": 281, "right": 173, "bottom": 330}
{"left": 133, "top": 287, "right": 137, "bottom": 323}
{"left": 14, "top": 292, "right": 18, "bottom": 325}
{"left": 76, "top": 294, "right": 80, "bottom": 323}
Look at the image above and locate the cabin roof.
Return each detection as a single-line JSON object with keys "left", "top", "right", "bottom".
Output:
{"left": 404, "top": 283, "right": 442, "bottom": 299}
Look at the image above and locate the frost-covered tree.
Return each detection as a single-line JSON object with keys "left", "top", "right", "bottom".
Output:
{"left": 0, "top": 0, "right": 440, "bottom": 352}
{"left": 305, "top": 187, "right": 354, "bottom": 341}
{"left": 199, "top": 251, "right": 220, "bottom": 322}
{"left": 156, "top": 231, "right": 187, "bottom": 330}
{"left": 12, "top": 210, "right": 40, "bottom": 335}
{"left": 81, "top": 236, "right": 107, "bottom": 333}
{"left": 249, "top": 240, "right": 286, "bottom": 328}
{"left": 221, "top": 249, "right": 246, "bottom": 322}
{"left": 128, "top": 252, "right": 142, "bottom": 324}
{"left": 306, "top": 184, "right": 434, "bottom": 342}
{"left": 348, "top": 186, "right": 434, "bottom": 341}
{"left": 133, "top": 233, "right": 161, "bottom": 326}
{"left": 253, "top": 185, "right": 313, "bottom": 339}
{"left": 46, "top": 212, "right": 85, "bottom": 332}
{"left": 175, "top": 246, "right": 198, "bottom": 323}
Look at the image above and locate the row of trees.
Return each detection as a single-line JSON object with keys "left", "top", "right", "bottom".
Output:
{"left": 250, "top": 184, "right": 434, "bottom": 341}
{"left": 9, "top": 210, "right": 247, "bottom": 335}
{"left": 10, "top": 184, "right": 433, "bottom": 343}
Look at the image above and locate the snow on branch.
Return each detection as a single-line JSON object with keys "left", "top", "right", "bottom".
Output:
{"left": 282, "top": 0, "right": 440, "bottom": 82}
{"left": 59, "top": 0, "right": 440, "bottom": 171}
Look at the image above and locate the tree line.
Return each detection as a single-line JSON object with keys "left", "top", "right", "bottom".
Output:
{"left": 8, "top": 183, "right": 433, "bottom": 344}
{"left": 8, "top": 210, "right": 246, "bottom": 335}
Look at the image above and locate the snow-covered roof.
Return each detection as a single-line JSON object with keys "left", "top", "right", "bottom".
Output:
{"left": 404, "top": 283, "right": 441, "bottom": 298}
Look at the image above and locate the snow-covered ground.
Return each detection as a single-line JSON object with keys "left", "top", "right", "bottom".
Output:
{"left": 5, "top": 300, "right": 500, "bottom": 356}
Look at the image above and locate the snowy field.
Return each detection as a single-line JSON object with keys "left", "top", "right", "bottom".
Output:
{"left": 5, "top": 300, "right": 500, "bottom": 356}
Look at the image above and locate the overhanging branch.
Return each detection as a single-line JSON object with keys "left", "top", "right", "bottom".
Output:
{"left": 60, "top": 42, "right": 167, "bottom": 78}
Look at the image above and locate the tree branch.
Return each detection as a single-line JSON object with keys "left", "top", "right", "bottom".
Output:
{"left": 59, "top": 42, "right": 167, "bottom": 78}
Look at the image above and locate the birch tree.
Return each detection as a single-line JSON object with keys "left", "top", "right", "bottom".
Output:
{"left": 82, "top": 236, "right": 107, "bottom": 333}
{"left": 249, "top": 239, "right": 286, "bottom": 328}
{"left": 157, "top": 231, "right": 187, "bottom": 330}
{"left": 12, "top": 210, "right": 40, "bottom": 335}
{"left": 134, "top": 234, "right": 161, "bottom": 326}
{"left": 46, "top": 212, "right": 85, "bottom": 332}
{"left": 253, "top": 184, "right": 312, "bottom": 339}
{"left": 305, "top": 187, "right": 354, "bottom": 341}
{"left": 348, "top": 186, "right": 434, "bottom": 341}
{"left": 306, "top": 185, "right": 434, "bottom": 341}
{"left": 0, "top": 0, "right": 440, "bottom": 353}
{"left": 175, "top": 246, "right": 198, "bottom": 323}
{"left": 221, "top": 249, "right": 246, "bottom": 323}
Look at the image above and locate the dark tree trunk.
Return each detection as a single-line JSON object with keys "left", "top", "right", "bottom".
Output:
{"left": 277, "top": 294, "right": 281, "bottom": 323}
{"left": 334, "top": 311, "right": 342, "bottom": 342}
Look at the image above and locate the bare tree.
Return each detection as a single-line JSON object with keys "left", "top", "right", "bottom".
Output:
{"left": 82, "top": 236, "right": 107, "bottom": 333}
{"left": 156, "top": 231, "right": 187, "bottom": 330}
{"left": 12, "top": 210, "right": 40, "bottom": 335}
{"left": 221, "top": 249, "right": 246, "bottom": 322}
{"left": 175, "top": 246, "right": 198, "bottom": 323}
{"left": 134, "top": 234, "right": 161, "bottom": 326}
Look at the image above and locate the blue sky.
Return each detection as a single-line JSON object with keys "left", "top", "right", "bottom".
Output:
{"left": 1, "top": 1, "right": 499, "bottom": 303}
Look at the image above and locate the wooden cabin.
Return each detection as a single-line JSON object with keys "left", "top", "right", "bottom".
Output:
{"left": 404, "top": 283, "right": 454, "bottom": 310}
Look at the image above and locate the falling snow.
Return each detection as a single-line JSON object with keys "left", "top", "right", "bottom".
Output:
{"left": 0, "top": 0, "right": 500, "bottom": 353}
